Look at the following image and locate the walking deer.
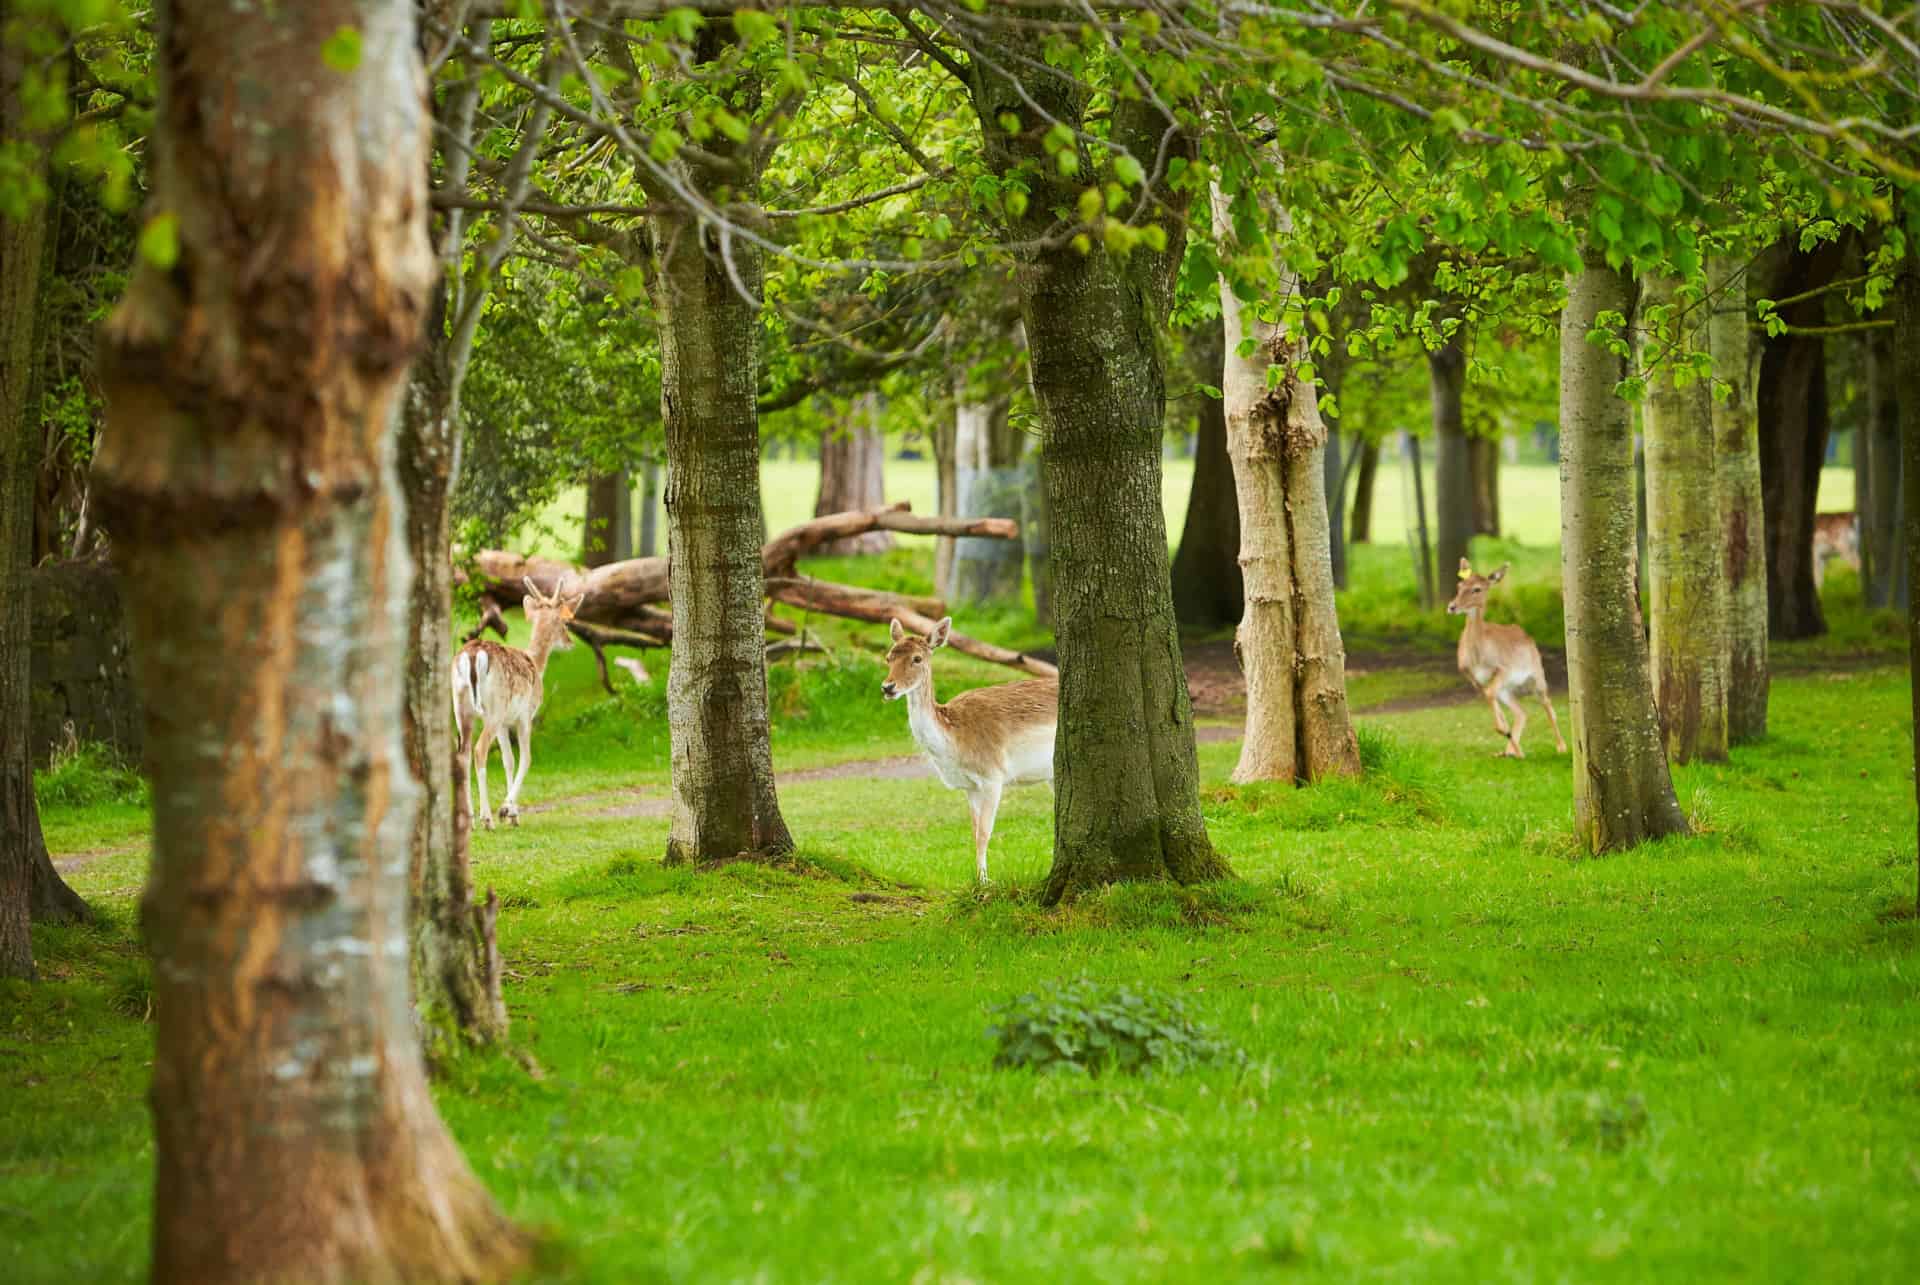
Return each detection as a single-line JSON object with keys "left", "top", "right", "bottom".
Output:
{"left": 452, "top": 578, "right": 583, "bottom": 828}
{"left": 1446, "top": 559, "right": 1566, "bottom": 759}
{"left": 1812, "top": 511, "right": 1860, "bottom": 589}
{"left": 881, "top": 617, "right": 1057, "bottom": 884}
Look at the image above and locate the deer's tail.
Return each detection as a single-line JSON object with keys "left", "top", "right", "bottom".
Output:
{"left": 451, "top": 645, "right": 487, "bottom": 732}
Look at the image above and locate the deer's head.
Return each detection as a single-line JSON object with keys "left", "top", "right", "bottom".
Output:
{"left": 1446, "top": 559, "right": 1508, "bottom": 616}
{"left": 881, "top": 616, "right": 950, "bottom": 700}
{"left": 524, "top": 577, "right": 585, "bottom": 652}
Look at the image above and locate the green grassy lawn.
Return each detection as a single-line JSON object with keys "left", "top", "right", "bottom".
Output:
{"left": 8, "top": 473, "right": 1913, "bottom": 1284}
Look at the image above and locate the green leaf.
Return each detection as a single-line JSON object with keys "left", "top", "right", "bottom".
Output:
{"left": 320, "top": 25, "right": 362, "bottom": 74}
{"left": 1113, "top": 153, "right": 1145, "bottom": 187}
{"left": 138, "top": 213, "right": 179, "bottom": 270}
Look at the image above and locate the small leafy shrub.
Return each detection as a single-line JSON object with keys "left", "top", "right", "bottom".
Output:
{"left": 1559, "top": 1091, "right": 1650, "bottom": 1152}
{"left": 988, "top": 978, "right": 1240, "bottom": 1076}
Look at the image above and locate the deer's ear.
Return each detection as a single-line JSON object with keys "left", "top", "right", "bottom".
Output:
{"left": 889, "top": 618, "right": 906, "bottom": 643}
{"left": 1457, "top": 557, "right": 1472, "bottom": 579}
{"left": 1488, "top": 563, "right": 1509, "bottom": 584}
{"left": 929, "top": 616, "right": 952, "bottom": 649}
{"left": 562, "top": 592, "right": 585, "bottom": 619}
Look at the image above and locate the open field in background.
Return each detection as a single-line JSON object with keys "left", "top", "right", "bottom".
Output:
{"left": 12, "top": 447, "right": 1911, "bottom": 1283}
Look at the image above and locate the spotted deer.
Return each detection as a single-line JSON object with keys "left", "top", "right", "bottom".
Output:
{"left": 1812, "top": 511, "right": 1860, "bottom": 589}
{"left": 881, "top": 617, "right": 1058, "bottom": 884}
{"left": 1446, "top": 559, "right": 1566, "bottom": 759}
{"left": 452, "top": 578, "right": 583, "bottom": 828}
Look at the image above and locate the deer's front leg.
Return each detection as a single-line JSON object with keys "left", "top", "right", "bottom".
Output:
{"left": 1483, "top": 670, "right": 1512, "bottom": 736}
{"left": 970, "top": 781, "right": 1003, "bottom": 886}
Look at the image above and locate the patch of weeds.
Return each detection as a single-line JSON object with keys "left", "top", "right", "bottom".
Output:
{"left": 1558, "top": 1091, "right": 1650, "bottom": 1152}
{"left": 988, "top": 977, "right": 1242, "bottom": 1077}
{"left": 1683, "top": 789, "right": 1762, "bottom": 852}
{"left": 34, "top": 733, "right": 147, "bottom": 810}
{"left": 1070, "top": 879, "right": 1271, "bottom": 930}
{"left": 106, "top": 959, "right": 153, "bottom": 1022}
{"left": 497, "top": 891, "right": 542, "bottom": 910}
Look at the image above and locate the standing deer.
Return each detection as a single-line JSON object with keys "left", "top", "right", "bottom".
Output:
{"left": 1811, "top": 511, "right": 1860, "bottom": 589}
{"left": 452, "top": 578, "right": 583, "bottom": 828}
{"left": 1446, "top": 559, "right": 1566, "bottom": 759}
{"left": 881, "top": 617, "right": 1057, "bottom": 884}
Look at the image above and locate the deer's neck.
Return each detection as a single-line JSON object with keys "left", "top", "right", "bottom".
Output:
{"left": 526, "top": 631, "right": 563, "bottom": 680}
{"left": 904, "top": 679, "right": 952, "bottom": 753}
{"left": 1457, "top": 607, "right": 1487, "bottom": 657}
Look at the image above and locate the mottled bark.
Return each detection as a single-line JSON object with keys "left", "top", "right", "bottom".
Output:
{"left": 1758, "top": 241, "right": 1844, "bottom": 639}
{"left": 1559, "top": 249, "right": 1688, "bottom": 853}
{"left": 1642, "top": 271, "right": 1728, "bottom": 764}
{"left": 1349, "top": 438, "right": 1380, "bottom": 545}
{"left": 1171, "top": 316, "right": 1244, "bottom": 629}
{"left": 1897, "top": 225, "right": 1920, "bottom": 916}
{"left": 0, "top": 36, "right": 43, "bottom": 975}
{"left": 647, "top": 28, "right": 790, "bottom": 866}
{"left": 1469, "top": 434, "right": 1500, "bottom": 537}
{"left": 1710, "top": 255, "right": 1769, "bottom": 743}
{"left": 582, "top": 469, "right": 633, "bottom": 566}
{"left": 398, "top": 292, "right": 504, "bottom": 1051}
{"left": 950, "top": 390, "right": 1026, "bottom": 605}
{"left": 969, "top": 46, "right": 1227, "bottom": 902}
{"left": 93, "top": 4, "right": 524, "bottom": 1279}
{"left": 813, "top": 394, "right": 892, "bottom": 556}
{"left": 1429, "top": 341, "right": 1473, "bottom": 591}
{"left": 1864, "top": 326, "right": 1903, "bottom": 608}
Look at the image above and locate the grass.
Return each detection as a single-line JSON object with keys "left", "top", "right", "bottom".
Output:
{"left": 7, "top": 464, "right": 1915, "bottom": 1283}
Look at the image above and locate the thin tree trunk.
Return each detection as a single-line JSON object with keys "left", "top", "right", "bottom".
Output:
{"left": 638, "top": 457, "right": 661, "bottom": 557}
{"left": 1429, "top": 341, "right": 1473, "bottom": 583}
{"left": 969, "top": 50, "right": 1227, "bottom": 903}
{"left": 582, "top": 469, "right": 633, "bottom": 566}
{"left": 813, "top": 393, "right": 892, "bottom": 556}
{"left": 1350, "top": 438, "right": 1380, "bottom": 544}
{"left": 1710, "top": 255, "right": 1770, "bottom": 743}
{"left": 951, "top": 389, "right": 1026, "bottom": 606}
{"left": 1170, "top": 316, "right": 1242, "bottom": 629}
{"left": 1404, "top": 431, "right": 1436, "bottom": 608}
{"left": 1469, "top": 434, "right": 1500, "bottom": 536}
{"left": 1897, "top": 220, "right": 1920, "bottom": 916}
{"left": 1322, "top": 345, "right": 1349, "bottom": 590}
{"left": 0, "top": 30, "right": 44, "bottom": 976}
{"left": 931, "top": 405, "right": 959, "bottom": 597}
{"left": 1212, "top": 187, "right": 1361, "bottom": 787}
{"left": 1758, "top": 240, "right": 1844, "bottom": 639}
{"left": 1559, "top": 248, "right": 1688, "bottom": 853}
{"left": 93, "top": 4, "right": 525, "bottom": 1279}
{"left": 1865, "top": 325, "right": 1903, "bottom": 608}
{"left": 1642, "top": 271, "right": 1729, "bottom": 763}
{"left": 647, "top": 27, "right": 791, "bottom": 866}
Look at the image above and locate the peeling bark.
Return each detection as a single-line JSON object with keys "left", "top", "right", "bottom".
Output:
{"left": 93, "top": 4, "right": 524, "bottom": 1278}
{"left": 1709, "top": 255, "right": 1769, "bottom": 743}
{"left": 1642, "top": 271, "right": 1729, "bottom": 763}
{"left": 1211, "top": 187, "right": 1360, "bottom": 787}
{"left": 1559, "top": 247, "right": 1688, "bottom": 853}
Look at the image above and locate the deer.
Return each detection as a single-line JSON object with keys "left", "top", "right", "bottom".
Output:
{"left": 1446, "top": 559, "right": 1566, "bottom": 759}
{"left": 881, "top": 617, "right": 1058, "bottom": 884}
{"left": 1812, "top": 511, "right": 1860, "bottom": 590}
{"left": 452, "top": 577, "right": 583, "bottom": 829}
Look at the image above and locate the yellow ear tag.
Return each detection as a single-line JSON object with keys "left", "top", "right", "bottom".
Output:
{"left": 1458, "top": 567, "right": 1471, "bottom": 580}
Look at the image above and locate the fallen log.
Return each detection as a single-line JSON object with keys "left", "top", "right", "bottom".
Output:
{"left": 762, "top": 503, "right": 1020, "bottom": 576}
{"left": 763, "top": 577, "right": 946, "bottom": 622}
{"left": 807, "top": 594, "right": 1058, "bottom": 679}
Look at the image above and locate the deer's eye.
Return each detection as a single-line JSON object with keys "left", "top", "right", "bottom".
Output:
{"left": 913, "top": 655, "right": 924, "bottom": 664}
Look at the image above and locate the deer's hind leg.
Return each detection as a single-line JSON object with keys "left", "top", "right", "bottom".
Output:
{"left": 502, "top": 714, "right": 532, "bottom": 824}
{"left": 494, "top": 724, "right": 518, "bottom": 824}
{"left": 474, "top": 723, "right": 497, "bottom": 830}
{"left": 1535, "top": 677, "right": 1567, "bottom": 753}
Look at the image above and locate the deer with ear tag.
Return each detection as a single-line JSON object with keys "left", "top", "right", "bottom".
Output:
{"left": 1446, "top": 559, "right": 1566, "bottom": 759}
{"left": 881, "top": 617, "right": 1058, "bottom": 883}
{"left": 452, "top": 577, "right": 584, "bottom": 827}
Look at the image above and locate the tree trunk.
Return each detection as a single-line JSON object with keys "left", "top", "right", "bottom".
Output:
{"left": 398, "top": 289, "right": 505, "bottom": 1052}
{"left": 0, "top": 29, "right": 45, "bottom": 976}
{"left": 1710, "top": 255, "right": 1770, "bottom": 743}
{"left": 931, "top": 406, "right": 959, "bottom": 596}
{"left": 968, "top": 51, "right": 1227, "bottom": 903}
{"left": 1429, "top": 341, "right": 1473, "bottom": 583}
{"left": 1897, "top": 220, "right": 1920, "bottom": 916}
{"left": 1404, "top": 431, "right": 1436, "bottom": 608}
{"left": 1469, "top": 434, "right": 1500, "bottom": 537}
{"left": 1350, "top": 438, "right": 1380, "bottom": 544}
{"left": 1865, "top": 325, "right": 1903, "bottom": 608}
{"left": 1212, "top": 188, "right": 1361, "bottom": 787}
{"left": 812, "top": 394, "right": 892, "bottom": 557}
{"left": 92, "top": 4, "right": 524, "bottom": 1279}
{"left": 1024, "top": 462, "right": 1052, "bottom": 628}
{"left": 1170, "top": 316, "right": 1244, "bottom": 629}
{"left": 1559, "top": 249, "right": 1689, "bottom": 853}
{"left": 1642, "top": 271, "right": 1729, "bottom": 764}
{"left": 582, "top": 469, "right": 632, "bottom": 566}
{"left": 951, "top": 389, "right": 1027, "bottom": 606}
{"left": 637, "top": 458, "right": 661, "bottom": 557}
{"left": 647, "top": 28, "right": 791, "bottom": 867}
{"left": 1758, "top": 241, "right": 1844, "bottom": 639}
